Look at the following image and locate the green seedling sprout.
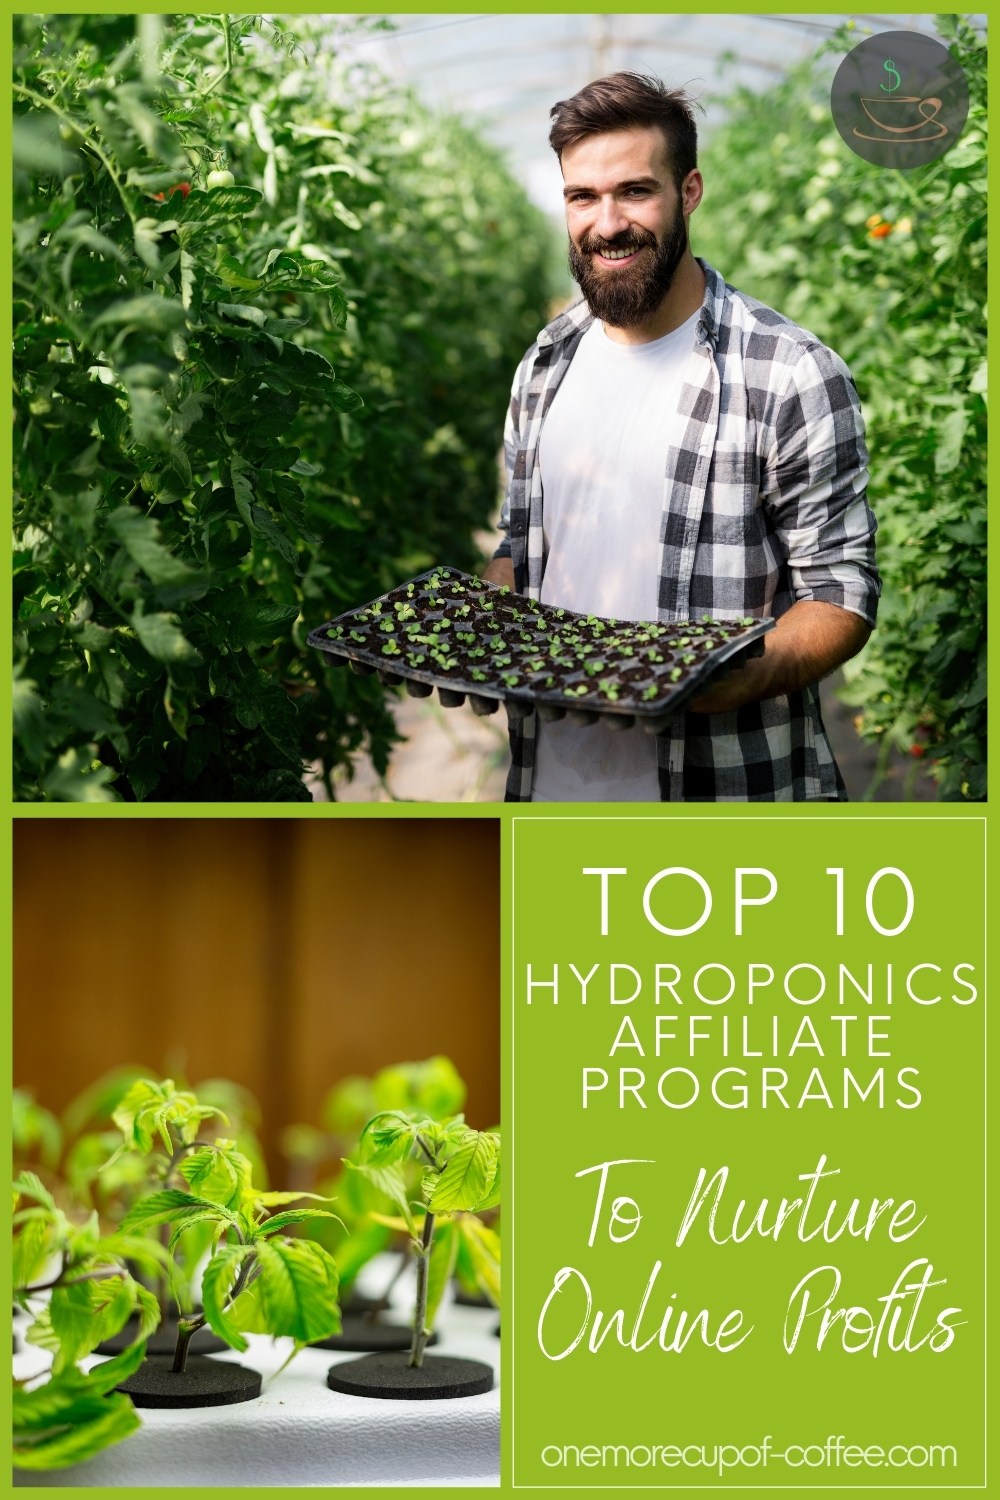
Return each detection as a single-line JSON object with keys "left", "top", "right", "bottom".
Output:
{"left": 283, "top": 1058, "right": 468, "bottom": 1315}
{"left": 13, "top": 1172, "right": 163, "bottom": 1470}
{"left": 93, "top": 1078, "right": 275, "bottom": 1357}
{"left": 119, "top": 1168, "right": 343, "bottom": 1375}
{"left": 353, "top": 1110, "right": 500, "bottom": 1368}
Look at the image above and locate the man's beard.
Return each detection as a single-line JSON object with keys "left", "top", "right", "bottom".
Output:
{"left": 568, "top": 203, "right": 688, "bottom": 329}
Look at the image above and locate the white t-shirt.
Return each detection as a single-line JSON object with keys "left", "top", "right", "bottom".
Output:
{"left": 531, "top": 311, "right": 701, "bottom": 803}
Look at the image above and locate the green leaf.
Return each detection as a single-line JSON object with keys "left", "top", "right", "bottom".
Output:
{"left": 217, "top": 302, "right": 268, "bottom": 328}
{"left": 457, "top": 1216, "right": 501, "bottom": 1306}
{"left": 934, "top": 405, "right": 968, "bottom": 476}
{"left": 14, "top": 1170, "right": 57, "bottom": 1213}
{"left": 371, "top": 1056, "right": 467, "bottom": 1119}
{"left": 49, "top": 1273, "right": 135, "bottom": 1369}
{"left": 256, "top": 1208, "right": 345, "bottom": 1237}
{"left": 177, "top": 1143, "right": 247, "bottom": 1209}
{"left": 427, "top": 1131, "right": 498, "bottom": 1213}
{"left": 107, "top": 507, "right": 197, "bottom": 585}
{"left": 12, "top": 675, "right": 49, "bottom": 765}
{"left": 132, "top": 609, "right": 201, "bottom": 665}
{"left": 346, "top": 1159, "right": 416, "bottom": 1238}
{"left": 13, "top": 1217, "right": 53, "bottom": 1291}
{"left": 180, "top": 185, "right": 264, "bottom": 218}
{"left": 121, "top": 1188, "right": 233, "bottom": 1234}
{"left": 217, "top": 251, "right": 264, "bottom": 291}
{"left": 42, "top": 754, "right": 119, "bottom": 803}
{"left": 328, "top": 379, "right": 364, "bottom": 413}
{"left": 255, "top": 1237, "right": 341, "bottom": 1343}
{"left": 200, "top": 1241, "right": 254, "bottom": 1351}
{"left": 13, "top": 1384, "right": 141, "bottom": 1472}
{"left": 230, "top": 454, "right": 256, "bottom": 530}
{"left": 249, "top": 504, "right": 299, "bottom": 570}
{"left": 91, "top": 294, "right": 186, "bottom": 335}
{"left": 134, "top": 1283, "right": 162, "bottom": 1340}
{"left": 230, "top": 598, "right": 300, "bottom": 647}
{"left": 477, "top": 1148, "right": 501, "bottom": 1212}
{"left": 424, "top": 1217, "right": 458, "bottom": 1332}
{"left": 253, "top": 1189, "right": 336, "bottom": 1207}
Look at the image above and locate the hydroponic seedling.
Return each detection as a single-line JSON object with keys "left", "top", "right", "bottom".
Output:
{"left": 95, "top": 1079, "right": 343, "bottom": 1407}
{"left": 285, "top": 1057, "right": 470, "bottom": 1356}
{"left": 308, "top": 566, "right": 773, "bottom": 727}
{"left": 326, "top": 1109, "right": 499, "bottom": 1400}
{"left": 13, "top": 1171, "right": 160, "bottom": 1470}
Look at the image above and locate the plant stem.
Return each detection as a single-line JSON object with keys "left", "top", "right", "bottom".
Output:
{"left": 409, "top": 1210, "right": 435, "bottom": 1369}
{"left": 171, "top": 1316, "right": 197, "bottom": 1374}
{"left": 171, "top": 1243, "right": 256, "bottom": 1374}
{"left": 12, "top": 82, "right": 138, "bottom": 229}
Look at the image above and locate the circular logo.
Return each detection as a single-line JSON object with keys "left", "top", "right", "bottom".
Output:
{"left": 831, "top": 30, "right": 969, "bottom": 168}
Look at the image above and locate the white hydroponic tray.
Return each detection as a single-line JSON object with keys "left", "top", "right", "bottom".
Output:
{"left": 13, "top": 1271, "right": 499, "bottom": 1488}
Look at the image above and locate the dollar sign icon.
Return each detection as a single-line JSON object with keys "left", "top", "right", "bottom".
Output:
{"left": 881, "top": 58, "right": 902, "bottom": 92}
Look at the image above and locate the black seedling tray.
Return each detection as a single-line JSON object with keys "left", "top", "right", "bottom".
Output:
{"left": 308, "top": 567, "right": 774, "bottom": 733}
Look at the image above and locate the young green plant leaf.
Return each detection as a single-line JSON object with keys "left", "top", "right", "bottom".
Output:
{"left": 199, "top": 1240, "right": 255, "bottom": 1352}
{"left": 426, "top": 1130, "right": 498, "bottom": 1214}
{"left": 13, "top": 1344, "right": 146, "bottom": 1471}
{"left": 345, "top": 1158, "right": 417, "bottom": 1239}
{"left": 48, "top": 1273, "right": 135, "bottom": 1372}
{"left": 423, "top": 1215, "right": 459, "bottom": 1332}
{"left": 254, "top": 1207, "right": 344, "bottom": 1237}
{"left": 456, "top": 1215, "right": 501, "bottom": 1307}
{"left": 254, "top": 1237, "right": 341, "bottom": 1344}
{"left": 120, "top": 1188, "right": 239, "bottom": 1235}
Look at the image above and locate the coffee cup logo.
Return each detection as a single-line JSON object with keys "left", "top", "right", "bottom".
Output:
{"left": 831, "top": 31, "right": 969, "bottom": 168}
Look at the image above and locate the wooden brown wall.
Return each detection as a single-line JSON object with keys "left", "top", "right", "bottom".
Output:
{"left": 14, "top": 818, "right": 500, "bottom": 1174}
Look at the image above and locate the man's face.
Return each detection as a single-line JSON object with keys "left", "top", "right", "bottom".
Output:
{"left": 561, "top": 126, "right": 693, "bottom": 329}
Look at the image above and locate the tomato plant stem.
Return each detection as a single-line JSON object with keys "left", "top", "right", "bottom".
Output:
{"left": 409, "top": 1211, "right": 435, "bottom": 1369}
{"left": 12, "top": 82, "right": 138, "bottom": 228}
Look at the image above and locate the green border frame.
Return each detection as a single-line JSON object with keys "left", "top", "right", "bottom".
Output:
{"left": 6, "top": 9, "right": 994, "bottom": 1499}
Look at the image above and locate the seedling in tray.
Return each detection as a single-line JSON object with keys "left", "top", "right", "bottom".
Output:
{"left": 104, "top": 1081, "right": 343, "bottom": 1407}
{"left": 327, "top": 1108, "right": 499, "bottom": 1400}
{"left": 309, "top": 567, "right": 773, "bottom": 728}
{"left": 13, "top": 1170, "right": 161, "bottom": 1469}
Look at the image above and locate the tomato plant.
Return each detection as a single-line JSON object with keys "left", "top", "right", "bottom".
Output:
{"left": 695, "top": 16, "right": 986, "bottom": 798}
{"left": 13, "top": 14, "right": 557, "bottom": 799}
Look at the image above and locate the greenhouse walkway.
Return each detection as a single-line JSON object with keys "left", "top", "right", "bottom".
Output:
{"left": 316, "top": 674, "right": 937, "bottom": 805}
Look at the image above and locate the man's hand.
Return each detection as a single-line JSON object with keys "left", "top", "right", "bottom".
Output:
{"left": 481, "top": 556, "right": 515, "bottom": 590}
{"left": 689, "top": 600, "right": 871, "bottom": 714}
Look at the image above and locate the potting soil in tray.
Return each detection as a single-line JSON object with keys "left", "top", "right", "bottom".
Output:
{"left": 308, "top": 567, "right": 774, "bottom": 731}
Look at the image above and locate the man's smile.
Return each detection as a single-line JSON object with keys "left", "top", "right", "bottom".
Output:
{"left": 593, "top": 245, "right": 644, "bottom": 266}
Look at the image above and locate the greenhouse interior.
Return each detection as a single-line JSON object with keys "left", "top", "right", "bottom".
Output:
{"left": 12, "top": 12, "right": 986, "bottom": 806}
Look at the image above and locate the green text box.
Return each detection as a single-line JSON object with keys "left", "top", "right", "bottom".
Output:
{"left": 511, "top": 815, "right": 985, "bottom": 1489}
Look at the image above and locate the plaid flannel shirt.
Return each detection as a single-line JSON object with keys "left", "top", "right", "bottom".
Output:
{"left": 494, "top": 260, "right": 880, "bottom": 802}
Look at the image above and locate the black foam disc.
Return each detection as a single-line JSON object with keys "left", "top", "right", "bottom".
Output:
{"left": 313, "top": 1319, "right": 439, "bottom": 1353}
{"left": 116, "top": 1353, "right": 262, "bottom": 1409}
{"left": 327, "top": 1351, "right": 493, "bottom": 1401}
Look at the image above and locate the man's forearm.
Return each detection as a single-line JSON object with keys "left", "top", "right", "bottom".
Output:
{"left": 689, "top": 599, "right": 872, "bottom": 714}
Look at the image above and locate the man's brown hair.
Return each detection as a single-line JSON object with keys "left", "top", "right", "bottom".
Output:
{"left": 549, "top": 71, "right": 699, "bottom": 189}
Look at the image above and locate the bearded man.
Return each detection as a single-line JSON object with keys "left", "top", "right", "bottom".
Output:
{"left": 483, "top": 72, "right": 879, "bottom": 802}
